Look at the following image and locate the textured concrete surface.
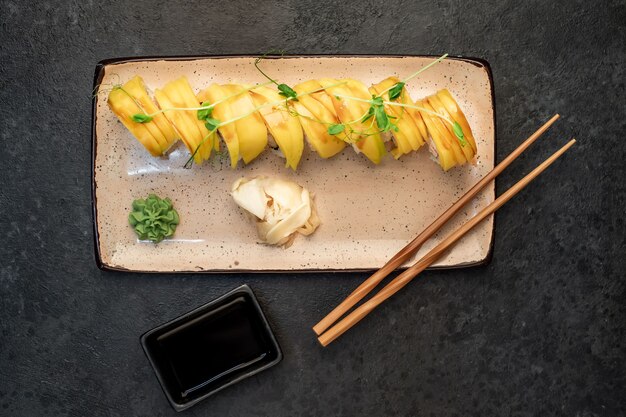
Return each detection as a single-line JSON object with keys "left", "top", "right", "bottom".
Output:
{"left": 1, "top": 0, "right": 625, "bottom": 416}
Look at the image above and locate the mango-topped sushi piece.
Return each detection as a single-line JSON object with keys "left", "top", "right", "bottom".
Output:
{"left": 108, "top": 88, "right": 162, "bottom": 156}
{"left": 154, "top": 77, "right": 216, "bottom": 164}
{"left": 417, "top": 89, "right": 476, "bottom": 171}
{"left": 107, "top": 76, "right": 179, "bottom": 156}
{"left": 197, "top": 84, "right": 240, "bottom": 168}
{"left": 221, "top": 84, "right": 268, "bottom": 164}
{"left": 248, "top": 85, "right": 304, "bottom": 170}
{"left": 122, "top": 76, "right": 179, "bottom": 151}
{"left": 370, "top": 76, "right": 426, "bottom": 159}
{"left": 319, "top": 78, "right": 386, "bottom": 164}
{"left": 291, "top": 81, "right": 346, "bottom": 159}
{"left": 434, "top": 89, "right": 477, "bottom": 155}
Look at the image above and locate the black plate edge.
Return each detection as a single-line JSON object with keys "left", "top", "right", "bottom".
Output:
{"left": 92, "top": 61, "right": 106, "bottom": 271}
{"left": 91, "top": 54, "right": 496, "bottom": 273}
{"left": 139, "top": 284, "right": 283, "bottom": 412}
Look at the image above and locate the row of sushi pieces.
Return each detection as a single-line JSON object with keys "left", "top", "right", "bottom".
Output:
{"left": 106, "top": 75, "right": 477, "bottom": 171}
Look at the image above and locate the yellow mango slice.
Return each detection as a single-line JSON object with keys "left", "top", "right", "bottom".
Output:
{"left": 161, "top": 80, "right": 202, "bottom": 140}
{"left": 416, "top": 99, "right": 460, "bottom": 170}
{"left": 161, "top": 77, "right": 214, "bottom": 163}
{"left": 154, "top": 89, "right": 202, "bottom": 164}
{"left": 248, "top": 85, "right": 304, "bottom": 170}
{"left": 122, "top": 76, "right": 178, "bottom": 151}
{"left": 107, "top": 88, "right": 162, "bottom": 156}
{"left": 296, "top": 80, "right": 336, "bottom": 115}
{"left": 221, "top": 84, "right": 267, "bottom": 164}
{"left": 415, "top": 99, "right": 454, "bottom": 170}
{"left": 399, "top": 88, "right": 429, "bottom": 140}
{"left": 197, "top": 84, "right": 240, "bottom": 168}
{"left": 169, "top": 77, "right": 216, "bottom": 161}
{"left": 292, "top": 81, "right": 348, "bottom": 143}
{"left": 289, "top": 100, "right": 345, "bottom": 159}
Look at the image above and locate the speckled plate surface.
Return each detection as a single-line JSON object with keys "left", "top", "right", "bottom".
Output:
{"left": 92, "top": 55, "right": 495, "bottom": 273}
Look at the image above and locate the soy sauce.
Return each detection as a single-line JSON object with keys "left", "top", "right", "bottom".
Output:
{"left": 145, "top": 294, "right": 279, "bottom": 404}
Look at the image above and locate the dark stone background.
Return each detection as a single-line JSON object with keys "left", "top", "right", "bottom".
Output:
{"left": 1, "top": 0, "right": 624, "bottom": 416}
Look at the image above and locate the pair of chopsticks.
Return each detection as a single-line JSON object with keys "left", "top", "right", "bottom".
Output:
{"left": 314, "top": 114, "right": 575, "bottom": 346}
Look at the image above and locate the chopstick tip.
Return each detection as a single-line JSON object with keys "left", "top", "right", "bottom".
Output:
{"left": 317, "top": 334, "right": 330, "bottom": 347}
{"left": 312, "top": 325, "right": 323, "bottom": 336}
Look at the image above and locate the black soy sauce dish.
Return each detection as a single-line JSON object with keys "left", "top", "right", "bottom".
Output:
{"left": 140, "top": 285, "right": 283, "bottom": 412}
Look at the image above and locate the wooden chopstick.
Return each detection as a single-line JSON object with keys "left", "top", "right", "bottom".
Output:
{"left": 312, "top": 114, "right": 561, "bottom": 336}
{"left": 318, "top": 138, "right": 576, "bottom": 346}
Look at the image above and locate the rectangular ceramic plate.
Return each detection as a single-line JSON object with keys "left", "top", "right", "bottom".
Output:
{"left": 92, "top": 55, "right": 495, "bottom": 273}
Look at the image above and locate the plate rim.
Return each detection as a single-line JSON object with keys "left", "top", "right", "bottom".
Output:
{"left": 91, "top": 53, "right": 496, "bottom": 274}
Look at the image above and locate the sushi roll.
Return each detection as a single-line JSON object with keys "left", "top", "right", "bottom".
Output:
{"left": 106, "top": 70, "right": 477, "bottom": 172}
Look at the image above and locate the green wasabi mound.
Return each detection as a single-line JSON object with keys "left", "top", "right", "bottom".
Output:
{"left": 128, "top": 194, "right": 180, "bottom": 243}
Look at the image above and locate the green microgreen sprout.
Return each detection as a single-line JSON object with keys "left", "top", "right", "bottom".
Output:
{"left": 203, "top": 117, "right": 221, "bottom": 132}
{"left": 328, "top": 93, "right": 398, "bottom": 136}
{"left": 196, "top": 101, "right": 213, "bottom": 120}
{"left": 254, "top": 55, "right": 298, "bottom": 101}
{"left": 131, "top": 113, "right": 153, "bottom": 123}
{"left": 92, "top": 73, "right": 122, "bottom": 98}
{"left": 184, "top": 127, "right": 219, "bottom": 169}
{"left": 277, "top": 84, "right": 298, "bottom": 101}
{"left": 379, "top": 53, "right": 449, "bottom": 100}
{"left": 452, "top": 121, "right": 467, "bottom": 146}
{"left": 362, "top": 106, "right": 375, "bottom": 123}
{"left": 327, "top": 124, "right": 345, "bottom": 135}
{"left": 92, "top": 83, "right": 121, "bottom": 98}
{"left": 387, "top": 82, "right": 405, "bottom": 100}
